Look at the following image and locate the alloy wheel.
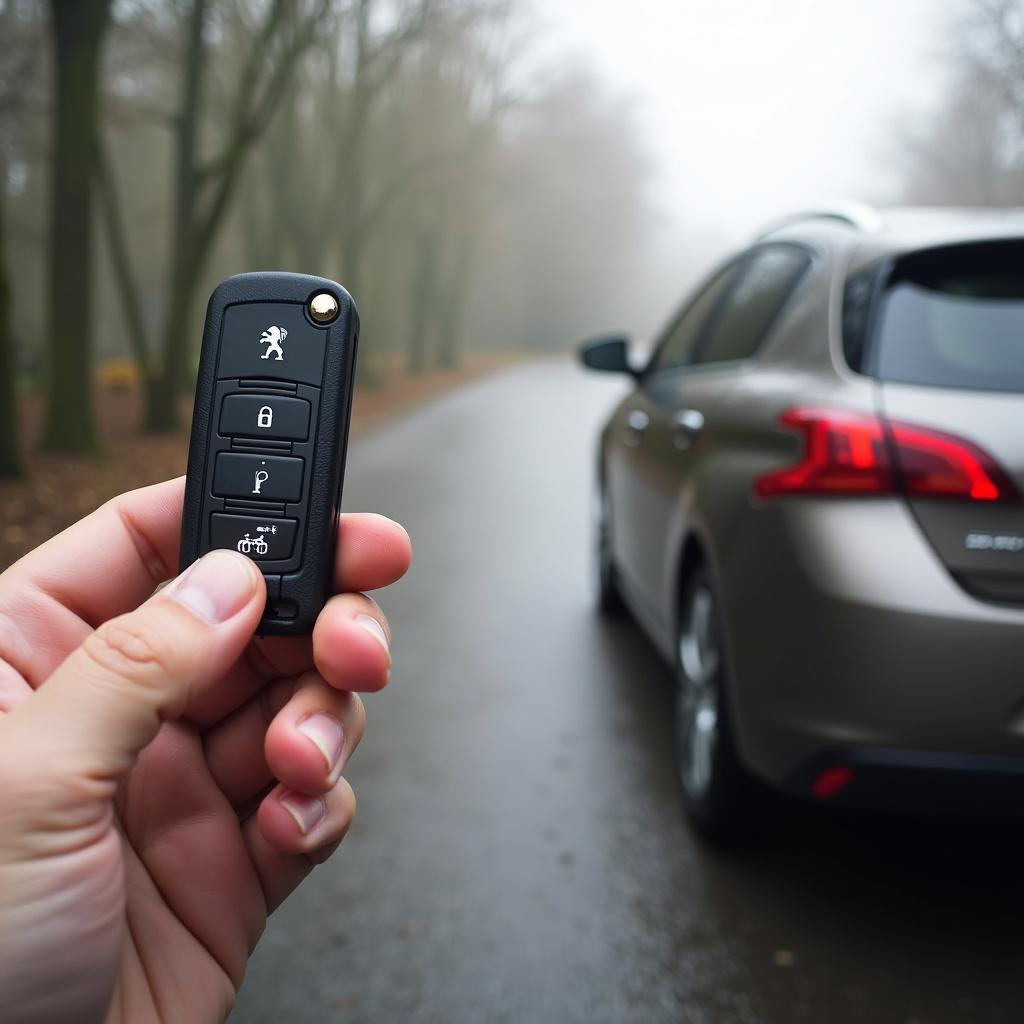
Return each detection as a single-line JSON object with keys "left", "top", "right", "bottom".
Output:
{"left": 677, "top": 584, "right": 721, "bottom": 799}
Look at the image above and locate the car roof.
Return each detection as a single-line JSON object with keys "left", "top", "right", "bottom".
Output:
{"left": 756, "top": 204, "right": 1024, "bottom": 272}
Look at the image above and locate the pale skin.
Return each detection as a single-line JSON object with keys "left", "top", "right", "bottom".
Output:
{"left": 0, "top": 477, "right": 412, "bottom": 1024}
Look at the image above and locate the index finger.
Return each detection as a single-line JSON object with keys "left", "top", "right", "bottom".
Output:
{"left": 4, "top": 477, "right": 187, "bottom": 628}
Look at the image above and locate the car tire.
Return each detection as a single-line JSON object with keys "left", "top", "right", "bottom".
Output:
{"left": 674, "top": 565, "right": 757, "bottom": 839}
{"left": 593, "top": 472, "right": 625, "bottom": 615}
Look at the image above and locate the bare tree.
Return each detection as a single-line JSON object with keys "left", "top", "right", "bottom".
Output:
{"left": 961, "top": 0, "right": 1024, "bottom": 127}
{"left": 241, "top": 43, "right": 334, "bottom": 273}
{"left": 86, "top": 0, "right": 652, "bottom": 417}
{"left": 895, "top": 71, "right": 1024, "bottom": 204}
{"left": 0, "top": 0, "right": 47, "bottom": 476}
{"left": 39, "top": 0, "right": 112, "bottom": 454}
{"left": 354, "top": 0, "right": 518, "bottom": 373}
{"left": 338, "top": 1, "right": 433, "bottom": 318}
{"left": 99, "top": 0, "right": 329, "bottom": 432}
{"left": 243, "top": 0, "right": 477, "bottom": 384}
{"left": 894, "top": 0, "right": 1024, "bottom": 205}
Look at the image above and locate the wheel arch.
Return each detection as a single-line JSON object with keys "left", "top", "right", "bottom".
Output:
{"left": 672, "top": 532, "right": 710, "bottom": 635}
{"left": 672, "top": 528, "right": 760, "bottom": 779}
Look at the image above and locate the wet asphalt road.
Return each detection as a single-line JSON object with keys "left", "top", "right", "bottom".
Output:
{"left": 232, "top": 361, "right": 1024, "bottom": 1024}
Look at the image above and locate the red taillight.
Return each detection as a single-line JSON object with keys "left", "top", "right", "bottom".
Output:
{"left": 755, "top": 407, "right": 1020, "bottom": 503}
{"left": 755, "top": 409, "right": 893, "bottom": 497}
{"left": 810, "top": 764, "right": 854, "bottom": 800}
{"left": 888, "top": 422, "right": 1015, "bottom": 500}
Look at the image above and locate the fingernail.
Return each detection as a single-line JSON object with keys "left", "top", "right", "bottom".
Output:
{"left": 297, "top": 713, "right": 344, "bottom": 774}
{"left": 279, "top": 790, "right": 326, "bottom": 835}
{"left": 356, "top": 614, "right": 389, "bottom": 654}
{"left": 165, "top": 550, "right": 259, "bottom": 624}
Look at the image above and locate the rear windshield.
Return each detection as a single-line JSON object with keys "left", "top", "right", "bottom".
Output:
{"left": 867, "top": 241, "right": 1024, "bottom": 393}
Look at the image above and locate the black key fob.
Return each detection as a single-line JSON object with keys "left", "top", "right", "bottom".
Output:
{"left": 180, "top": 272, "right": 359, "bottom": 635}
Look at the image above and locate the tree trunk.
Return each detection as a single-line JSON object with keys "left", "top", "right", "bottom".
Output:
{"left": 434, "top": 285, "right": 463, "bottom": 370}
{"left": 40, "top": 0, "right": 110, "bottom": 453}
{"left": 145, "top": 284, "right": 193, "bottom": 432}
{"left": 341, "top": 0, "right": 373, "bottom": 385}
{"left": 145, "top": 0, "right": 321, "bottom": 430}
{"left": 435, "top": 233, "right": 473, "bottom": 370}
{"left": 145, "top": 0, "right": 206, "bottom": 433}
{"left": 0, "top": 173, "right": 22, "bottom": 478}
{"left": 407, "top": 223, "right": 439, "bottom": 374}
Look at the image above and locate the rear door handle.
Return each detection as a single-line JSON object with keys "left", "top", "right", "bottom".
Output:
{"left": 624, "top": 409, "right": 649, "bottom": 446}
{"left": 673, "top": 408, "right": 704, "bottom": 450}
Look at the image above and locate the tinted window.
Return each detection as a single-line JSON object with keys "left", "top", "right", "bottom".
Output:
{"left": 648, "top": 264, "right": 737, "bottom": 374}
{"left": 694, "top": 245, "right": 811, "bottom": 365}
{"left": 872, "top": 242, "right": 1024, "bottom": 392}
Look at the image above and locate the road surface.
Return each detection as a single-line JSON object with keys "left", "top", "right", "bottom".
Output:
{"left": 232, "top": 361, "right": 1024, "bottom": 1024}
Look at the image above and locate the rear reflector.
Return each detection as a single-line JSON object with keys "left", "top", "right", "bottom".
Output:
{"left": 810, "top": 764, "right": 855, "bottom": 800}
{"left": 755, "top": 407, "right": 1020, "bottom": 502}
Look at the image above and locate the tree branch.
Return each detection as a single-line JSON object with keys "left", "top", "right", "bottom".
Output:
{"left": 191, "top": 0, "right": 329, "bottom": 262}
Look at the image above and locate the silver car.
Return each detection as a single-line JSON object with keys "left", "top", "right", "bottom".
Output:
{"left": 580, "top": 204, "right": 1024, "bottom": 836}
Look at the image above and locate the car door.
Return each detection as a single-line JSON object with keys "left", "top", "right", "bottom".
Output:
{"left": 630, "top": 245, "right": 814, "bottom": 622}
{"left": 607, "top": 261, "right": 740, "bottom": 614}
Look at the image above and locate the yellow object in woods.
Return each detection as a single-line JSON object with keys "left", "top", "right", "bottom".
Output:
{"left": 98, "top": 359, "right": 139, "bottom": 391}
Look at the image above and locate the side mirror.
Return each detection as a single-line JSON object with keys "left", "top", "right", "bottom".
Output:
{"left": 578, "top": 334, "right": 636, "bottom": 376}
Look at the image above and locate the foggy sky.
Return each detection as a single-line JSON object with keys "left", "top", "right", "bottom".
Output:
{"left": 540, "top": 0, "right": 952, "bottom": 249}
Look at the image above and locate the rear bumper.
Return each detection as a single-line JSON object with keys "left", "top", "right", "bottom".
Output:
{"left": 720, "top": 499, "right": 1024, "bottom": 791}
{"left": 787, "top": 747, "right": 1024, "bottom": 814}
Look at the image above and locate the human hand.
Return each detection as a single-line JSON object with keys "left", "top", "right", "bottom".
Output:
{"left": 0, "top": 478, "right": 411, "bottom": 1024}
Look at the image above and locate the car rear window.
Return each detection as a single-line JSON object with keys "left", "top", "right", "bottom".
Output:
{"left": 867, "top": 241, "right": 1024, "bottom": 392}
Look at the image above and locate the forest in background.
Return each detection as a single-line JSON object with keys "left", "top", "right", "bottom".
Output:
{"left": 0, "top": 0, "right": 660, "bottom": 472}
{"left": 3, "top": 0, "right": 1024, "bottom": 482}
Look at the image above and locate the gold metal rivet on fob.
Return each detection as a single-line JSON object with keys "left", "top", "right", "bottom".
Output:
{"left": 309, "top": 292, "right": 339, "bottom": 324}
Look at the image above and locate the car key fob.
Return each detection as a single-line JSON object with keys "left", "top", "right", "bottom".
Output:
{"left": 180, "top": 272, "right": 359, "bottom": 635}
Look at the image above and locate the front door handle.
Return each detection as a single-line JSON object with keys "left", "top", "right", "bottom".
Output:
{"left": 624, "top": 409, "right": 649, "bottom": 447}
{"left": 672, "top": 408, "right": 704, "bottom": 450}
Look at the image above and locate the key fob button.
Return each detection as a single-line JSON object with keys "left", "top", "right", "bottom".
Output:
{"left": 210, "top": 514, "right": 298, "bottom": 560}
{"left": 213, "top": 453, "right": 304, "bottom": 502}
{"left": 220, "top": 394, "right": 311, "bottom": 441}
{"left": 217, "top": 303, "right": 327, "bottom": 385}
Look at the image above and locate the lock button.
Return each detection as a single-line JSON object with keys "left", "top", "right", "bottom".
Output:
{"left": 219, "top": 393, "right": 311, "bottom": 441}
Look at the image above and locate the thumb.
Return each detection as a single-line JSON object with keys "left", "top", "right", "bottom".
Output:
{"left": 2, "top": 549, "right": 265, "bottom": 786}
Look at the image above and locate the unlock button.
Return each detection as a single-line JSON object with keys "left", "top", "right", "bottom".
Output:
{"left": 219, "top": 394, "right": 311, "bottom": 441}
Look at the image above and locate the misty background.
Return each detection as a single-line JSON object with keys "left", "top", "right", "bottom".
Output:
{"left": 0, "top": 0, "right": 1021, "bottom": 478}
